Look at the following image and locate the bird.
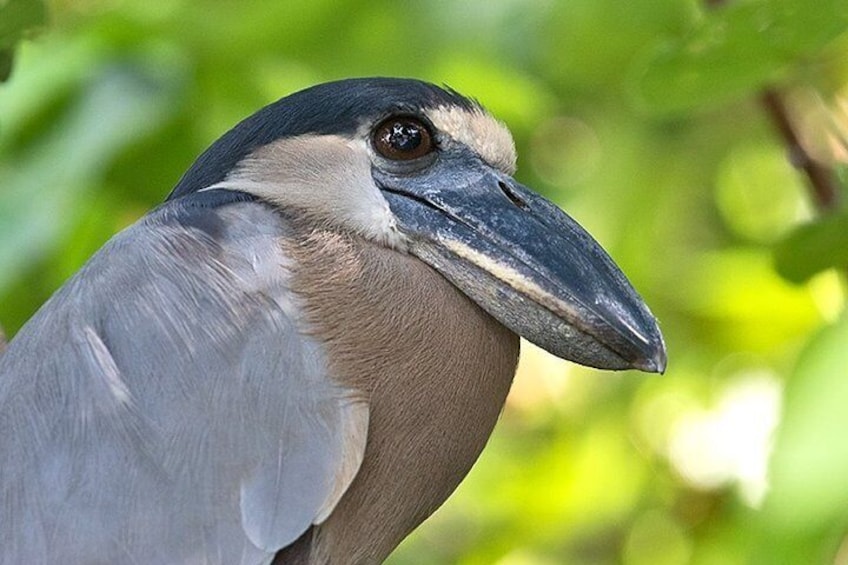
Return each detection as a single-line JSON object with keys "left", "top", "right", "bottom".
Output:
{"left": 0, "top": 77, "right": 665, "bottom": 564}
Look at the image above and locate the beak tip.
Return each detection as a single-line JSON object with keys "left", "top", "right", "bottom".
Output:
{"left": 632, "top": 333, "right": 667, "bottom": 374}
{"left": 634, "top": 348, "right": 667, "bottom": 374}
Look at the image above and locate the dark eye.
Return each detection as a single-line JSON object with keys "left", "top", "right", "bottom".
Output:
{"left": 373, "top": 117, "right": 434, "bottom": 161}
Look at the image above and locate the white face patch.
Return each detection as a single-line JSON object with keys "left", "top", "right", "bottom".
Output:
{"left": 203, "top": 135, "right": 408, "bottom": 250}
{"left": 426, "top": 105, "right": 517, "bottom": 175}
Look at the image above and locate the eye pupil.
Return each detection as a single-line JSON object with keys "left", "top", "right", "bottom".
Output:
{"left": 374, "top": 117, "right": 433, "bottom": 161}
{"left": 387, "top": 123, "right": 421, "bottom": 152}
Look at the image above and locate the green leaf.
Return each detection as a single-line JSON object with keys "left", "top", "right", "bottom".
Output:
{"left": 0, "top": 48, "right": 12, "bottom": 82}
{"left": 774, "top": 212, "right": 848, "bottom": 283}
{"left": 0, "top": 0, "right": 47, "bottom": 82}
{"left": 0, "top": 0, "right": 46, "bottom": 48}
{"left": 763, "top": 315, "right": 848, "bottom": 536}
{"left": 631, "top": 0, "right": 848, "bottom": 114}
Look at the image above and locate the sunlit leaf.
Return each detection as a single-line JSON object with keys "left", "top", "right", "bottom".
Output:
{"left": 774, "top": 212, "right": 848, "bottom": 283}
{"left": 632, "top": 0, "right": 848, "bottom": 113}
{"left": 714, "top": 142, "right": 810, "bottom": 243}
{"left": 764, "top": 316, "right": 848, "bottom": 535}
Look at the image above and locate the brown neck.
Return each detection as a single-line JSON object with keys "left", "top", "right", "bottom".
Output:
{"left": 278, "top": 223, "right": 519, "bottom": 564}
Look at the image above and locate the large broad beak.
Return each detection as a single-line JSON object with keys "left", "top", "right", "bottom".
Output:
{"left": 375, "top": 149, "right": 666, "bottom": 373}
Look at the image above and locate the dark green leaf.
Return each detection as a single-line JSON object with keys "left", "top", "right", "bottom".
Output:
{"left": 631, "top": 0, "right": 848, "bottom": 113}
{"left": 0, "top": 0, "right": 47, "bottom": 83}
{"left": 774, "top": 212, "right": 848, "bottom": 283}
{"left": 0, "top": 0, "right": 47, "bottom": 48}
{"left": 0, "top": 48, "right": 12, "bottom": 82}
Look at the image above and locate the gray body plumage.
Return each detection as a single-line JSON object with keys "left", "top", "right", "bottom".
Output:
{"left": 0, "top": 197, "right": 364, "bottom": 563}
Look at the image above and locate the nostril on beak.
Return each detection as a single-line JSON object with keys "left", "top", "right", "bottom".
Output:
{"left": 498, "top": 181, "right": 528, "bottom": 210}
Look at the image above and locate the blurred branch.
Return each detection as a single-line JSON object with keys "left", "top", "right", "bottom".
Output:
{"left": 758, "top": 74, "right": 848, "bottom": 292}
{"left": 0, "top": 323, "right": 6, "bottom": 356}
{"left": 703, "top": 0, "right": 842, "bottom": 214}
{"left": 756, "top": 61, "right": 847, "bottom": 288}
{"left": 703, "top": 0, "right": 846, "bottom": 292}
{"left": 760, "top": 88, "right": 841, "bottom": 213}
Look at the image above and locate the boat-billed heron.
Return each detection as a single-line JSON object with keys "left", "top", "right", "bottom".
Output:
{"left": 0, "top": 78, "right": 665, "bottom": 564}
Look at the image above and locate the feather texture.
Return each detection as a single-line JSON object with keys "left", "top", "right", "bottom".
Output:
{"left": 0, "top": 193, "right": 368, "bottom": 564}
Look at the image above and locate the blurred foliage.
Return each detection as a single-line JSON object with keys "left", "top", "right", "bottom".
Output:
{"left": 776, "top": 210, "right": 848, "bottom": 283}
{"left": 0, "top": 0, "right": 47, "bottom": 81}
{"left": 633, "top": 0, "right": 848, "bottom": 114}
{"left": 1, "top": 1, "right": 847, "bottom": 564}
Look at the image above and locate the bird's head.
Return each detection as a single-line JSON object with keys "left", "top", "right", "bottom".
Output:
{"left": 168, "top": 77, "right": 666, "bottom": 373}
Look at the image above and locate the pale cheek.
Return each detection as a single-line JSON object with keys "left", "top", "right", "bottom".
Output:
{"left": 342, "top": 179, "right": 406, "bottom": 249}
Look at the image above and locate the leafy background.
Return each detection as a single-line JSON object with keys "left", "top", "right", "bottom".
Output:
{"left": 1, "top": 1, "right": 847, "bottom": 563}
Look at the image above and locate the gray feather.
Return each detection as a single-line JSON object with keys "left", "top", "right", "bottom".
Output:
{"left": 0, "top": 197, "right": 368, "bottom": 564}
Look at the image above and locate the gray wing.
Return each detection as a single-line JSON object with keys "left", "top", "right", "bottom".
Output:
{"left": 0, "top": 194, "right": 368, "bottom": 564}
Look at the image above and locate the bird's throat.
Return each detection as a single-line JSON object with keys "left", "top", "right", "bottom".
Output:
{"left": 282, "top": 222, "right": 519, "bottom": 563}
